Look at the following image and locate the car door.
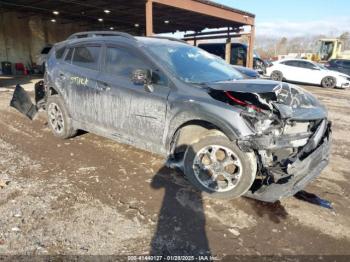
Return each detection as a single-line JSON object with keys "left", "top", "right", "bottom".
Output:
{"left": 97, "top": 44, "right": 171, "bottom": 147}
{"left": 63, "top": 44, "right": 102, "bottom": 124}
{"left": 279, "top": 60, "right": 302, "bottom": 81}
{"left": 296, "top": 61, "right": 323, "bottom": 84}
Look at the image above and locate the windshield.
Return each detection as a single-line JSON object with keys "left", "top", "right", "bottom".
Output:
{"left": 144, "top": 43, "right": 243, "bottom": 84}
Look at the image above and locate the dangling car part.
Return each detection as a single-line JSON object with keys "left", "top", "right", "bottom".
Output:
{"left": 9, "top": 31, "right": 332, "bottom": 203}
{"left": 10, "top": 81, "right": 46, "bottom": 120}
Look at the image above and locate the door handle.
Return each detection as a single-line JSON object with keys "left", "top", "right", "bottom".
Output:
{"left": 99, "top": 81, "right": 111, "bottom": 91}
{"left": 59, "top": 73, "right": 65, "bottom": 79}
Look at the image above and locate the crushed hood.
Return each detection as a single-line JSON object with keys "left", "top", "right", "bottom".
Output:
{"left": 208, "top": 79, "right": 282, "bottom": 93}
{"left": 207, "top": 79, "right": 327, "bottom": 120}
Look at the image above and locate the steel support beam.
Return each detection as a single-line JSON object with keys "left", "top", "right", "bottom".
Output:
{"left": 146, "top": 0, "right": 153, "bottom": 36}
{"left": 152, "top": 0, "right": 255, "bottom": 26}
{"left": 225, "top": 37, "right": 232, "bottom": 64}
{"left": 184, "top": 28, "right": 241, "bottom": 37}
{"left": 183, "top": 33, "right": 246, "bottom": 42}
{"left": 247, "top": 25, "right": 255, "bottom": 68}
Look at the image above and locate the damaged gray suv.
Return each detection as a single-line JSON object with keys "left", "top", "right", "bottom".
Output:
{"left": 11, "top": 31, "right": 332, "bottom": 202}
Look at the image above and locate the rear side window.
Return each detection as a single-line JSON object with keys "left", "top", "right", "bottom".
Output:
{"left": 65, "top": 48, "right": 73, "bottom": 63}
{"left": 41, "top": 47, "right": 52, "bottom": 54}
{"left": 104, "top": 47, "right": 149, "bottom": 77}
{"left": 72, "top": 46, "right": 101, "bottom": 70}
{"left": 55, "top": 47, "right": 66, "bottom": 59}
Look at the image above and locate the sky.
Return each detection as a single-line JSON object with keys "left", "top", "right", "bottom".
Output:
{"left": 213, "top": 0, "right": 350, "bottom": 37}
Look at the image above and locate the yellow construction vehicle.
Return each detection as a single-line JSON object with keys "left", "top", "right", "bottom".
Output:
{"left": 314, "top": 38, "right": 350, "bottom": 62}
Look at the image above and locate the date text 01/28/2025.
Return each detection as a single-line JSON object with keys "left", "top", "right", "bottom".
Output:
{"left": 127, "top": 255, "right": 218, "bottom": 261}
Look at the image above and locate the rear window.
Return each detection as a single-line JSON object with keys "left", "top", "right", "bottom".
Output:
{"left": 72, "top": 46, "right": 101, "bottom": 70}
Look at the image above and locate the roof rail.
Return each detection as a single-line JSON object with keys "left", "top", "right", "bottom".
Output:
{"left": 149, "top": 36, "right": 188, "bottom": 44}
{"left": 67, "top": 31, "right": 136, "bottom": 41}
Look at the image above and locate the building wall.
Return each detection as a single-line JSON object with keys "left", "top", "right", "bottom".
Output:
{"left": 0, "top": 11, "right": 85, "bottom": 70}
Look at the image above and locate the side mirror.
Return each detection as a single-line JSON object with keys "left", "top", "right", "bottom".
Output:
{"left": 312, "top": 66, "right": 320, "bottom": 70}
{"left": 131, "top": 69, "right": 150, "bottom": 84}
{"left": 131, "top": 69, "right": 154, "bottom": 92}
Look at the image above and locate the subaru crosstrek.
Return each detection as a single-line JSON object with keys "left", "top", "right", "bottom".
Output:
{"left": 11, "top": 31, "right": 332, "bottom": 202}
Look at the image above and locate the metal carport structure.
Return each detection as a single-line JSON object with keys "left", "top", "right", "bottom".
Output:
{"left": 0, "top": 0, "right": 255, "bottom": 67}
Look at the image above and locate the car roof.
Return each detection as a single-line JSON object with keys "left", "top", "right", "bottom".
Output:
{"left": 277, "top": 58, "right": 317, "bottom": 65}
{"left": 279, "top": 58, "right": 314, "bottom": 62}
{"left": 55, "top": 34, "right": 187, "bottom": 48}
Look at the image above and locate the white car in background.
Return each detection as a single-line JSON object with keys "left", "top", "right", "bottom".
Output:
{"left": 266, "top": 58, "right": 350, "bottom": 88}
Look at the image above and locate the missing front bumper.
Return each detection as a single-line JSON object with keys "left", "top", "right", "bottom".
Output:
{"left": 245, "top": 121, "right": 332, "bottom": 202}
{"left": 9, "top": 81, "right": 46, "bottom": 120}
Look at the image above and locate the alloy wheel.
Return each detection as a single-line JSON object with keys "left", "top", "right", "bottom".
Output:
{"left": 192, "top": 145, "right": 243, "bottom": 192}
{"left": 48, "top": 102, "right": 65, "bottom": 134}
{"left": 323, "top": 77, "right": 335, "bottom": 88}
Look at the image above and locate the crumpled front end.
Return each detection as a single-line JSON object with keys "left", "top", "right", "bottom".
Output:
{"left": 208, "top": 81, "right": 332, "bottom": 202}
{"left": 241, "top": 120, "right": 331, "bottom": 202}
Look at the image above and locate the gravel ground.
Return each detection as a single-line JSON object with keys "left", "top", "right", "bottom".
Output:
{"left": 0, "top": 76, "right": 350, "bottom": 258}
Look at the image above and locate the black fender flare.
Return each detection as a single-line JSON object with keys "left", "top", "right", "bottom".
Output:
{"left": 164, "top": 112, "right": 242, "bottom": 154}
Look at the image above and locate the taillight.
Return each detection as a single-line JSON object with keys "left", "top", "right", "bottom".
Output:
{"left": 225, "top": 91, "right": 261, "bottom": 112}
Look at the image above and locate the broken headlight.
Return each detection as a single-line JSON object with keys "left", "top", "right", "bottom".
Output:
{"left": 241, "top": 111, "right": 282, "bottom": 135}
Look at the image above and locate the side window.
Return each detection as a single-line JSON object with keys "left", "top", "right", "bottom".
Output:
{"left": 65, "top": 48, "right": 73, "bottom": 63}
{"left": 104, "top": 47, "right": 149, "bottom": 78}
{"left": 298, "top": 61, "right": 315, "bottom": 69}
{"left": 55, "top": 47, "right": 66, "bottom": 59}
{"left": 104, "top": 46, "right": 166, "bottom": 85}
{"left": 283, "top": 60, "right": 298, "bottom": 67}
{"left": 72, "top": 46, "right": 101, "bottom": 70}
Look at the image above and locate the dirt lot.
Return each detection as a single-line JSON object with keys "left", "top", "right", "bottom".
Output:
{"left": 0, "top": 76, "right": 350, "bottom": 258}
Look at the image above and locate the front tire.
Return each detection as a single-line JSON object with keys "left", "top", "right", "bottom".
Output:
{"left": 271, "top": 70, "right": 283, "bottom": 81}
{"left": 183, "top": 135, "right": 257, "bottom": 199}
{"left": 321, "top": 76, "right": 336, "bottom": 88}
{"left": 47, "top": 95, "right": 77, "bottom": 139}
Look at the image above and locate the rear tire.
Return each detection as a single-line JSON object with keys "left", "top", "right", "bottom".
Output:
{"left": 254, "top": 59, "right": 266, "bottom": 75}
{"left": 321, "top": 76, "right": 336, "bottom": 88}
{"left": 271, "top": 70, "right": 283, "bottom": 81}
{"left": 47, "top": 95, "right": 77, "bottom": 139}
{"left": 183, "top": 134, "right": 257, "bottom": 199}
